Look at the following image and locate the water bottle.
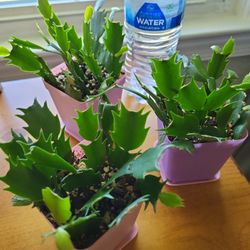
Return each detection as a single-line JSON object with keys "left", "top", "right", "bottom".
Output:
{"left": 124, "top": 0, "right": 186, "bottom": 101}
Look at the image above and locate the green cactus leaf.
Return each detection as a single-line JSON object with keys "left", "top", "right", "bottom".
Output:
{"left": 17, "top": 99, "right": 61, "bottom": 141}
{"left": 11, "top": 195, "right": 32, "bottom": 206}
{"left": 0, "top": 131, "right": 27, "bottom": 164}
{"left": 28, "top": 146, "right": 76, "bottom": 173}
{"left": 136, "top": 175, "right": 165, "bottom": 211}
{"left": 75, "top": 106, "right": 99, "bottom": 141}
{"left": 159, "top": 192, "right": 184, "bottom": 208}
{"left": 190, "top": 54, "right": 208, "bottom": 81}
{"left": 54, "top": 128, "right": 72, "bottom": 162}
{"left": 42, "top": 187, "right": 72, "bottom": 225}
{"left": 166, "top": 112, "right": 200, "bottom": 138}
{"left": 175, "top": 79, "right": 207, "bottom": 111}
{"left": 10, "top": 37, "right": 47, "bottom": 51}
{"left": 222, "top": 37, "right": 235, "bottom": 55}
{"left": 38, "top": 0, "right": 52, "bottom": 19}
{"left": 108, "top": 146, "right": 136, "bottom": 169}
{"left": 152, "top": 54, "right": 183, "bottom": 99}
{"left": 0, "top": 160, "right": 50, "bottom": 201}
{"left": 104, "top": 19, "right": 124, "bottom": 55}
{"left": 83, "top": 14, "right": 93, "bottom": 55}
{"left": 207, "top": 38, "right": 235, "bottom": 79}
{"left": 81, "top": 53, "right": 102, "bottom": 78}
{"left": 99, "top": 102, "right": 119, "bottom": 134}
{"left": 55, "top": 26, "right": 70, "bottom": 52}
{"left": 0, "top": 46, "right": 10, "bottom": 57}
{"left": 7, "top": 45, "right": 42, "bottom": 73}
{"left": 55, "top": 228, "right": 74, "bottom": 250}
{"left": 108, "top": 144, "right": 167, "bottom": 183}
{"left": 111, "top": 104, "right": 149, "bottom": 151}
{"left": 232, "top": 73, "right": 250, "bottom": 91}
{"left": 233, "top": 106, "right": 250, "bottom": 139}
{"left": 80, "top": 133, "right": 106, "bottom": 171}
{"left": 205, "top": 83, "right": 238, "bottom": 111}
{"left": 170, "top": 140, "right": 195, "bottom": 153}
{"left": 84, "top": 5, "right": 94, "bottom": 22}
{"left": 68, "top": 26, "right": 82, "bottom": 51}
{"left": 199, "top": 126, "right": 227, "bottom": 140}
{"left": 99, "top": 51, "right": 123, "bottom": 78}
{"left": 217, "top": 103, "right": 236, "bottom": 130}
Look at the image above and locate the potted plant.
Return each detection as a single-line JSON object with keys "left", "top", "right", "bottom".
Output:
{"left": 120, "top": 38, "right": 250, "bottom": 185}
{"left": 0, "top": 0, "right": 127, "bottom": 141}
{"left": 0, "top": 99, "right": 184, "bottom": 250}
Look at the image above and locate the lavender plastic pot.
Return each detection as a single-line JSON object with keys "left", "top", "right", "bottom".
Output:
{"left": 158, "top": 121, "right": 248, "bottom": 185}
{"left": 71, "top": 144, "right": 141, "bottom": 250}
{"left": 44, "top": 63, "right": 125, "bottom": 141}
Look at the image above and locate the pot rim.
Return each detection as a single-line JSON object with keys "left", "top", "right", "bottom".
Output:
{"left": 160, "top": 130, "right": 249, "bottom": 148}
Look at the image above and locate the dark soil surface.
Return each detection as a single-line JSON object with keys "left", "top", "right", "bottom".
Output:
{"left": 39, "top": 154, "right": 141, "bottom": 249}
{"left": 55, "top": 63, "right": 110, "bottom": 99}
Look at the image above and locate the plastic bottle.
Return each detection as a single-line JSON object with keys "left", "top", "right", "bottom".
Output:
{"left": 124, "top": 0, "right": 186, "bottom": 101}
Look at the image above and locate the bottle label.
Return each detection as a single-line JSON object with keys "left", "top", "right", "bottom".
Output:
{"left": 125, "top": 0, "right": 186, "bottom": 31}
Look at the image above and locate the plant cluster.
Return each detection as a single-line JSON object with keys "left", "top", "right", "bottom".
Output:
{"left": 0, "top": 0, "right": 126, "bottom": 101}
{"left": 0, "top": 100, "right": 183, "bottom": 249}
{"left": 123, "top": 38, "right": 250, "bottom": 145}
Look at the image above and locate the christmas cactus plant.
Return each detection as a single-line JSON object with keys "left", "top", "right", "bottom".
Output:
{"left": 0, "top": 100, "right": 183, "bottom": 249}
{"left": 122, "top": 38, "right": 250, "bottom": 145}
{"left": 120, "top": 38, "right": 250, "bottom": 184}
{"left": 0, "top": 0, "right": 126, "bottom": 101}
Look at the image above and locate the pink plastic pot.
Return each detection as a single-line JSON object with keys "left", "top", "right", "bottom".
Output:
{"left": 71, "top": 143, "right": 141, "bottom": 250}
{"left": 158, "top": 121, "right": 248, "bottom": 185}
{"left": 44, "top": 63, "right": 125, "bottom": 141}
{"left": 82, "top": 205, "right": 141, "bottom": 250}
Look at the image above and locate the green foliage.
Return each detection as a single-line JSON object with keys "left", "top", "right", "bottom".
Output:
{"left": 0, "top": 46, "right": 10, "bottom": 56}
{"left": 108, "top": 146, "right": 135, "bottom": 169}
{"left": 55, "top": 228, "right": 74, "bottom": 250}
{"left": 104, "top": 19, "right": 124, "bottom": 55}
{"left": 0, "top": 131, "right": 27, "bottom": 163}
{"left": 204, "top": 83, "right": 237, "bottom": 111}
{"left": 175, "top": 79, "right": 207, "bottom": 111}
{"left": 0, "top": 160, "right": 50, "bottom": 201}
{"left": 81, "top": 133, "right": 106, "bottom": 171}
{"left": 1, "top": 1, "right": 126, "bottom": 101}
{"left": 84, "top": 5, "right": 94, "bottom": 23}
{"left": 159, "top": 192, "right": 184, "bottom": 208}
{"left": 112, "top": 104, "right": 149, "bottom": 151}
{"left": 17, "top": 99, "right": 61, "bottom": 141}
{"left": 0, "top": 100, "right": 183, "bottom": 249}
{"left": 166, "top": 113, "right": 200, "bottom": 138}
{"left": 123, "top": 38, "right": 250, "bottom": 143}
{"left": 75, "top": 106, "right": 99, "bottom": 141}
{"left": 8, "top": 45, "right": 42, "bottom": 73}
{"left": 152, "top": 53, "right": 183, "bottom": 99}
{"left": 98, "top": 102, "right": 118, "bottom": 134}
{"left": 38, "top": 0, "right": 52, "bottom": 19}
{"left": 108, "top": 145, "right": 167, "bottom": 183}
{"left": 136, "top": 176, "right": 164, "bottom": 211}
{"left": 28, "top": 146, "right": 76, "bottom": 173}
{"left": 12, "top": 195, "right": 32, "bottom": 206}
{"left": 42, "top": 187, "right": 72, "bottom": 224}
